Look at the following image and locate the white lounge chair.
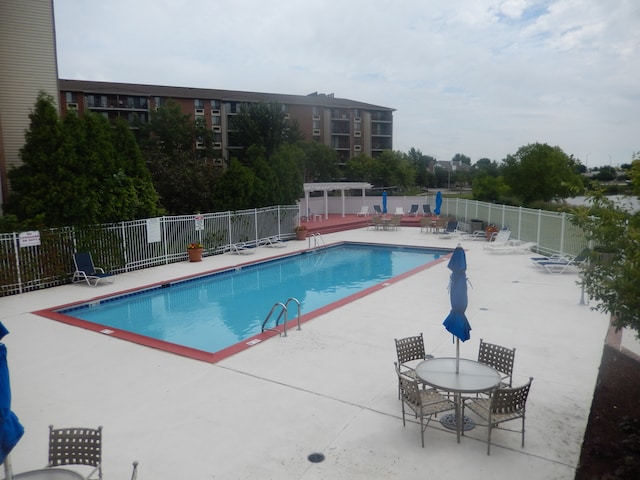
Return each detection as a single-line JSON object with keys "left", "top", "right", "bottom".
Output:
{"left": 356, "top": 205, "right": 370, "bottom": 217}
{"left": 533, "top": 248, "right": 590, "bottom": 273}
{"left": 229, "top": 243, "right": 255, "bottom": 255}
{"left": 485, "top": 240, "right": 537, "bottom": 254}
{"left": 259, "top": 236, "right": 287, "bottom": 248}
{"left": 395, "top": 207, "right": 405, "bottom": 216}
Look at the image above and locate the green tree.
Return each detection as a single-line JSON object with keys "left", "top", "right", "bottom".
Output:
{"left": 345, "top": 154, "right": 381, "bottom": 185}
{"left": 502, "top": 143, "right": 583, "bottom": 204}
{"left": 230, "top": 102, "right": 303, "bottom": 162}
{"left": 213, "top": 159, "right": 257, "bottom": 211}
{"left": 571, "top": 192, "right": 640, "bottom": 337}
{"left": 297, "top": 141, "right": 339, "bottom": 182}
{"left": 7, "top": 92, "right": 160, "bottom": 226}
{"left": 137, "top": 99, "right": 217, "bottom": 214}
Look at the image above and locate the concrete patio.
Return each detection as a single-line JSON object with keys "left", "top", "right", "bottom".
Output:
{"left": 1, "top": 226, "right": 613, "bottom": 479}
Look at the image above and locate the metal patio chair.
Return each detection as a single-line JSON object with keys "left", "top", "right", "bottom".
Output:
{"left": 396, "top": 367, "right": 455, "bottom": 447}
{"left": 477, "top": 338, "right": 516, "bottom": 388}
{"left": 464, "top": 377, "right": 533, "bottom": 454}
{"left": 394, "top": 333, "right": 434, "bottom": 398}
{"left": 47, "top": 425, "right": 103, "bottom": 479}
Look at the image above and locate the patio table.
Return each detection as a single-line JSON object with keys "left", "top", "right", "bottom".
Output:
{"left": 415, "top": 357, "right": 500, "bottom": 443}
{"left": 12, "top": 469, "right": 84, "bottom": 479}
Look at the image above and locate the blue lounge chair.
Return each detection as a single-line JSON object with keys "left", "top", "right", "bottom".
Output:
{"left": 422, "top": 204, "right": 432, "bottom": 216}
{"left": 72, "top": 252, "right": 114, "bottom": 286}
{"left": 407, "top": 204, "right": 419, "bottom": 216}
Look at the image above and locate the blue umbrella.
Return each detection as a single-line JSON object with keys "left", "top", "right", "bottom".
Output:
{"left": 442, "top": 246, "right": 471, "bottom": 373}
{"left": 434, "top": 191, "right": 443, "bottom": 216}
{"left": 382, "top": 190, "right": 388, "bottom": 214}
{"left": 0, "top": 322, "right": 24, "bottom": 469}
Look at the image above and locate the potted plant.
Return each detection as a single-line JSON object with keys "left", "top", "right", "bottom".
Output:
{"left": 187, "top": 242, "right": 204, "bottom": 262}
{"left": 294, "top": 225, "right": 307, "bottom": 241}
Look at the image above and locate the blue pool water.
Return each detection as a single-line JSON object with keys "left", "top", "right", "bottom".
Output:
{"left": 59, "top": 243, "right": 448, "bottom": 354}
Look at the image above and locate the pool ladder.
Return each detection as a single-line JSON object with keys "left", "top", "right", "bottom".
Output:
{"left": 309, "top": 233, "right": 325, "bottom": 248}
{"left": 261, "top": 297, "right": 301, "bottom": 337}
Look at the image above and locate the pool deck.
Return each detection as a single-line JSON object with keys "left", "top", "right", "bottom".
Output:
{"left": 0, "top": 224, "right": 619, "bottom": 479}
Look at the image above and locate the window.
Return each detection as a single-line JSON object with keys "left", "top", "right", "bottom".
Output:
{"left": 210, "top": 99, "right": 220, "bottom": 109}
{"left": 154, "top": 97, "right": 164, "bottom": 109}
{"left": 65, "top": 92, "right": 77, "bottom": 103}
{"left": 312, "top": 121, "right": 320, "bottom": 130}
{"left": 194, "top": 99, "right": 204, "bottom": 108}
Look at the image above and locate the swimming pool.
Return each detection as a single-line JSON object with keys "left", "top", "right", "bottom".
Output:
{"left": 40, "top": 242, "right": 451, "bottom": 362}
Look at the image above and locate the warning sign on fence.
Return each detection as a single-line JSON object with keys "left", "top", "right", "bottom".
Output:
{"left": 19, "top": 230, "right": 41, "bottom": 247}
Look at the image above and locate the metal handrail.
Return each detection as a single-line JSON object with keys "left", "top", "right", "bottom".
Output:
{"left": 261, "top": 297, "right": 301, "bottom": 338}
{"left": 309, "top": 232, "right": 325, "bottom": 248}
{"left": 261, "top": 302, "right": 287, "bottom": 336}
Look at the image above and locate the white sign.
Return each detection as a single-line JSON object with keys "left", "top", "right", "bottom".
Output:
{"left": 195, "top": 215, "right": 204, "bottom": 231}
{"left": 19, "top": 230, "right": 41, "bottom": 247}
{"left": 146, "top": 218, "right": 161, "bottom": 243}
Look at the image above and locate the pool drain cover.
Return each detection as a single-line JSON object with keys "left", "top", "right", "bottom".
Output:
{"left": 307, "top": 452, "right": 325, "bottom": 463}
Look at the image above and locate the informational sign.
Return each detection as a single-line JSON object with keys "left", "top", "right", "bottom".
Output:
{"left": 19, "top": 230, "right": 41, "bottom": 247}
{"left": 146, "top": 218, "right": 161, "bottom": 243}
{"left": 195, "top": 214, "right": 204, "bottom": 231}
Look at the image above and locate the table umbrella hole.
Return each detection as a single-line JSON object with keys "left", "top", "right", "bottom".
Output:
{"left": 307, "top": 452, "right": 325, "bottom": 463}
{"left": 439, "top": 413, "right": 476, "bottom": 431}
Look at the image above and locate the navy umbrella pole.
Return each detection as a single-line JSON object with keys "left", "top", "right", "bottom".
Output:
{"left": 442, "top": 246, "right": 471, "bottom": 373}
{"left": 0, "top": 322, "right": 24, "bottom": 478}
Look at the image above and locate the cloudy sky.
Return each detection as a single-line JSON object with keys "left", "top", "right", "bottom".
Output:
{"left": 53, "top": 0, "right": 639, "bottom": 168}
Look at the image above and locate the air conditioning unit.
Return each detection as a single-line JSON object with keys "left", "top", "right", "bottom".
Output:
{"left": 212, "top": 126, "right": 221, "bottom": 133}
{"left": 195, "top": 108, "right": 205, "bottom": 115}
{"left": 354, "top": 131, "right": 361, "bottom": 137}
{"left": 312, "top": 114, "right": 320, "bottom": 121}
{"left": 213, "top": 158, "right": 224, "bottom": 166}
{"left": 312, "top": 129, "right": 321, "bottom": 136}
{"left": 284, "top": 113, "right": 290, "bottom": 119}
{"left": 196, "top": 142, "right": 204, "bottom": 149}
{"left": 354, "top": 145, "right": 362, "bottom": 151}
{"left": 67, "top": 103, "right": 78, "bottom": 110}
{"left": 213, "top": 142, "right": 222, "bottom": 149}
{"left": 211, "top": 109, "right": 220, "bottom": 116}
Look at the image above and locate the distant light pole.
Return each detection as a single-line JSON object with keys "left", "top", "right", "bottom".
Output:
{"left": 447, "top": 170, "right": 451, "bottom": 190}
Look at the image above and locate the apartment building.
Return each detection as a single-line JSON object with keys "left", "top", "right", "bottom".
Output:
{"left": 0, "top": 0, "right": 59, "bottom": 211}
{"left": 58, "top": 79, "right": 394, "bottom": 166}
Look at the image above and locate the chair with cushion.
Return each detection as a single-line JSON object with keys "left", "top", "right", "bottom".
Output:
{"left": 47, "top": 425, "right": 103, "bottom": 479}
{"left": 72, "top": 253, "right": 114, "bottom": 287}
{"left": 463, "top": 377, "right": 533, "bottom": 454}
{"left": 394, "top": 333, "right": 433, "bottom": 397}
{"left": 396, "top": 367, "right": 455, "bottom": 447}
{"left": 477, "top": 338, "right": 516, "bottom": 388}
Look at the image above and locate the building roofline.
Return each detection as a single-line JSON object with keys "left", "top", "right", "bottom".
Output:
{"left": 58, "top": 79, "right": 395, "bottom": 111}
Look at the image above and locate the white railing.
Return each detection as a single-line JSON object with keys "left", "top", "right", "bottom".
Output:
{"left": 0, "top": 205, "right": 298, "bottom": 297}
{"left": 299, "top": 194, "right": 588, "bottom": 257}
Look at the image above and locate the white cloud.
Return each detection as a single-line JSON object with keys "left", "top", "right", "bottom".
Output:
{"left": 53, "top": 0, "right": 640, "bottom": 166}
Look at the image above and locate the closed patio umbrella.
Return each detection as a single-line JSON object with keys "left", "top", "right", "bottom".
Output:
{"left": 382, "top": 190, "right": 388, "bottom": 214}
{"left": 434, "top": 191, "right": 443, "bottom": 216}
{"left": 0, "top": 322, "right": 24, "bottom": 480}
{"left": 442, "top": 245, "right": 471, "bottom": 373}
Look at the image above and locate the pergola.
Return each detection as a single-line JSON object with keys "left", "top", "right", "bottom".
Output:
{"left": 302, "top": 182, "right": 373, "bottom": 220}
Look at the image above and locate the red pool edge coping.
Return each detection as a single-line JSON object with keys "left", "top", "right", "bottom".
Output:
{"left": 33, "top": 246, "right": 453, "bottom": 364}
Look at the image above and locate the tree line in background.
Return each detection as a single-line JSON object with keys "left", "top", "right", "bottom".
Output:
{"left": 2, "top": 93, "right": 640, "bottom": 337}
{"left": 1, "top": 93, "right": 636, "bottom": 227}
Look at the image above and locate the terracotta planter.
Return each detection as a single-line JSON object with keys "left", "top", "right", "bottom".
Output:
{"left": 295, "top": 230, "right": 307, "bottom": 240}
{"left": 187, "top": 248, "right": 203, "bottom": 262}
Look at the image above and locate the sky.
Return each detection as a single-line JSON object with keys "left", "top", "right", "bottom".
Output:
{"left": 53, "top": 0, "right": 639, "bottom": 168}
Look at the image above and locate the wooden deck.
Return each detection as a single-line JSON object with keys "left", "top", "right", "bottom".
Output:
{"left": 301, "top": 213, "right": 424, "bottom": 236}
